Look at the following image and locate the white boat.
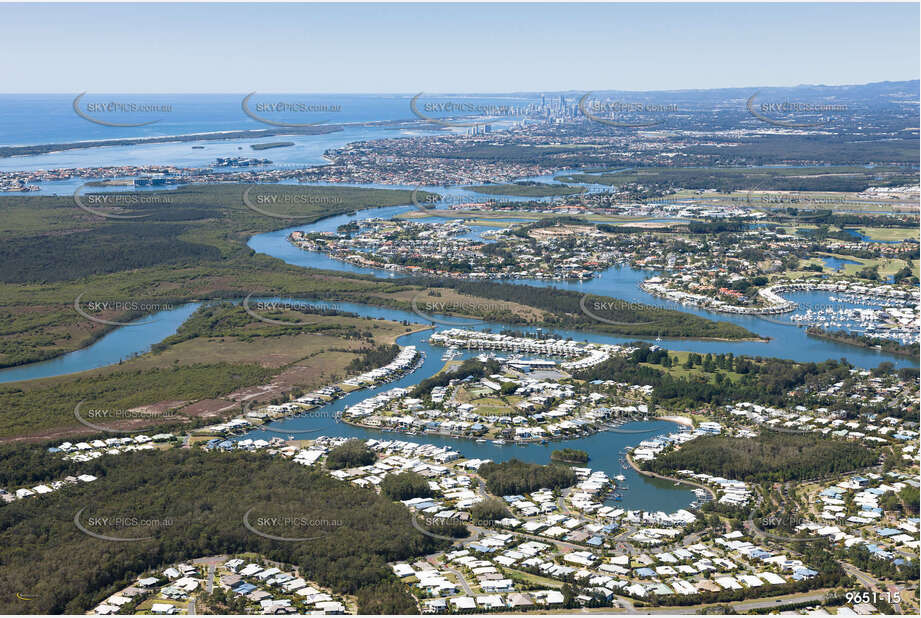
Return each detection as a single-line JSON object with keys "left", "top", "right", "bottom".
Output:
{"left": 492, "top": 439, "right": 506, "bottom": 445}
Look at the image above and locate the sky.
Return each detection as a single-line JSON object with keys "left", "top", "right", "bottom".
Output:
{"left": 1, "top": 2, "right": 918, "bottom": 93}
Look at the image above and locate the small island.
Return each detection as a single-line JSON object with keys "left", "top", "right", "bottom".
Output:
{"left": 0, "top": 126, "right": 339, "bottom": 158}
{"left": 251, "top": 141, "right": 295, "bottom": 151}
{"left": 550, "top": 448, "right": 590, "bottom": 464}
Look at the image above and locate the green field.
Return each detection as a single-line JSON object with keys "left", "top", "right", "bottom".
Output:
{"left": 815, "top": 253, "right": 917, "bottom": 278}
{"left": 0, "top": 304, "right": 415, "bottom": 440}
{"left": 0, "top": 184, "right": 424, "bottom": 367}
{"left": 856, "top": 226, "right": 919, "bottom": 241}
{"left": 641, "top": 350, "right": 746, "bottom": 384}
{"left": 0, "top": 183, "right": 761, "bottom": 368}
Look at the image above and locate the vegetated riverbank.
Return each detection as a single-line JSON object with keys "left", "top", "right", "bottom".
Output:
{"left": 466, "top": 181, "right": 584, "bottom": 197}
{"left": 4, "top": 184, "right": 915, "bottom": 379}
{"left": 805, "top": 327, "right": 918, "bottom": 358}
{"left": 249, "top": 208, "right": 918, "bottom": 368}
{"left": 402, "top": 277, "right": 766, "bottom": 341}
{"left": 0, "top": 303, "right": 424, "bottom": 440}
{"left": 626, "top": 451, "right": 717, "bottom": 500}
{"left": 0, "top": 126, "right": 340, "bottom": 158}
{"left": 0, "top": 184, "right": 426, "bottom": 367}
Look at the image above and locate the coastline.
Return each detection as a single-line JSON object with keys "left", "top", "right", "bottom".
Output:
{"left": 804, "top": 327, "right": 918, "bottom": 358}
{"left": 0, "top": 116, "right": 430, "bottom": 159}
{"left": 657, "top": 415, "right": 694, "bottom": 428}
{"left": 0, "top": 126, "right": 342, "bottom": 158}
{"left": 625, "top": 452, "right": 717, "bottom": 501}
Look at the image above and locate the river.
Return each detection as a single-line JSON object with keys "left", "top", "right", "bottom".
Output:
{"left": 225, "top": 299, "right": 699, "bottom": 513}
{"left": 1, "top": 199, "right": 913, "bottom": 386}
{"left": 3, "top": 100, "right": 913, "bottom": 514}
{"left": 0, "top": 220, "right": 911, "bottom": 512}
{"left": 246, "top": 206, "right": 918, "bottom": 368}
{"left": 0, "top": 293, "right": 700, "bottom": 512}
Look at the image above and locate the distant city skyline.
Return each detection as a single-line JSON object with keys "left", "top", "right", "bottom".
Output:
{"left": 0, "top": 2, "right": 918, "bottom": 94}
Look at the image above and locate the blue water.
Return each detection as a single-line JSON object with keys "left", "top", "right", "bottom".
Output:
{"left": 0, "top": 302, "right": 202, "bottom": 384}
{"left": 0, "top": 93, "right": 547, "bottom": 193}
{"left": 247, "top": 415, "right": 695, "bottom": 513}
{"left": 247, "top": 208, "right": 918, "bottom": 369}
{"left": 222, "top": 305, "right": 696, "bottom": 513}
{"left": 0, "top": 124, "right": 432, "bottom": 179}
{"left": 1, "top": 95, "right": 913, "bottom": 513}
{"left": 820, "top": 256, "right": 862, "bottom": 271}
{"left": 0, "top": 93, "right": 541, "bottom": 148}
{"left": 1, "top": 198, "right": 913, "bottom": 388}
{"left": 0, "top": 285, "right": 906, "bottom": 512}
{"left": 0, "top": 290, "right": 696, "bottom": 510}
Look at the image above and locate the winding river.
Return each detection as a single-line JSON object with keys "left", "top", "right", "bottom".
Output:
{"left": 2, "top": 204, "right": 914, "bottom": 512}
{"left": 247, "top": 204, "right": 918, "bottom": 368}
{"left": 225, "top": 298, "right": 700, "bottom": 513}
{"left": 1, "top": 198, "right": 914, "bottom": 387}
{"left": 3, "top": 111, "right": 914, "bottom": 515}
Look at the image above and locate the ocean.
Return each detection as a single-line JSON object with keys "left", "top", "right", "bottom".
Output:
{"left": 0, "top": 93, "right": 542, "bottom": 179}
{"left": 0, "top": 93, "right": 542, "bottom": 146}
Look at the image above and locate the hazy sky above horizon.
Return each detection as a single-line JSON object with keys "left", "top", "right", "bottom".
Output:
{"left": 1, "top": 2, "right": 918, "bottom": 93}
